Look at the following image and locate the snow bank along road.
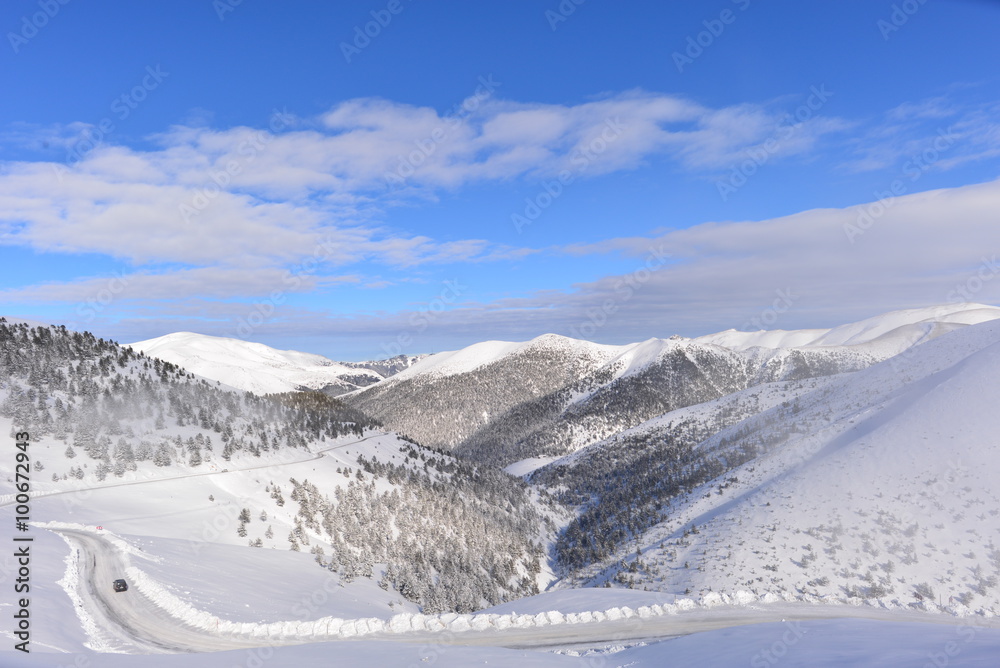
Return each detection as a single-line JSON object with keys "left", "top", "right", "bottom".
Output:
{"left": 52, "top": 528, "right": 1000, "bottom": 654}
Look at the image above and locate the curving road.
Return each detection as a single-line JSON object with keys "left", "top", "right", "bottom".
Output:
{"left": 52, "top": 528, "right": 1000, "bottom": 655}
{"left": 58, "top": 528, "right": 279, "bottom": 653}
{"left": 25, "top": 432, "right": 1000, "bottom": 653}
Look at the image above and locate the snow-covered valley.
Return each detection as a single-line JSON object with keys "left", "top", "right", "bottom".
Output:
{"left": 4, "top": 305, "right": 1000, "bottom": 665}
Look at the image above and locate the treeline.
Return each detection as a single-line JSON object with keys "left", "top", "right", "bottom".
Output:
{"left": 0, "top": 321, "right": 378, "bottom": 478}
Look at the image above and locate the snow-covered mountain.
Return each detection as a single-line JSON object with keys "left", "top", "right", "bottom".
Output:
{"left": 0, "top": 320, "right": 550, "bottom": 615}
{"left": 696, "top": 303, "right": 1000, "bottom": 352}
{"left": 344, "top": 352, "right": 427, "bottom": 379}
{"left": 540, "top": 314, "right": 1000, "bottom": 613}
{"left": 127, "top": 332, "right": 397, "bottom": 396}
{"left": 347, "top": 303, "right": 1000, "bottom": 465}
{"left": 4, "top": 309, "right": 1000, "bottom": 662}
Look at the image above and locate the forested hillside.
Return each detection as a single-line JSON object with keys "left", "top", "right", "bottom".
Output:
{"left": 0, "top": 319, "right": 551, "bottom": 613}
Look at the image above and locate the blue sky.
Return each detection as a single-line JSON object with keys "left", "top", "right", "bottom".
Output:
{"left": 2, "top": 0, "right": 1000, "bottom": 360}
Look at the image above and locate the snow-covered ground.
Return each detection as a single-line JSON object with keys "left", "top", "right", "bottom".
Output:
{"left": 566, "top": 317, "right": 1000, "bottom": 617}
{"left": 127, "top": 331, "right": 384, "bottom": 394}
{"left": 4, "top": 611, "right": 1000, "bottom": 667}
{"left": 696, "top": 302, "right": 1000, "bottom": 351}
{"left": 6, "top": 306, "right": 1000, "bottom": 665}
{"left": 7, "top": 454, "right": 1000, "bottom": 665}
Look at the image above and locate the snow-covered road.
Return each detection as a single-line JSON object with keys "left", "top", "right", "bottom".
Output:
{"left": 58, "top": 528, "right": 280, "bottom": 653}
{"left": 52, "top": 527, "right": 1000, "bottom": 655}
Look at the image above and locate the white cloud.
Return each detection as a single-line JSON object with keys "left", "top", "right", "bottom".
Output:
{"left": 0, "top": 89, "right": 854, "bottom": 307}
{"left": 86, "top": 178, "right": 1000, "bottom": 355}
{"left": 842, "top": 95, "right": 1000, "bottom": 174}
{"left": 0, "top": 267, "right": 361, "bottom": 304}
{"left": 11, "top": 91, "right": 964, "bottom": 338}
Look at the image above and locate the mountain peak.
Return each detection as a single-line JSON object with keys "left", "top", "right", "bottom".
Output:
{"left": 128, "top": 331, "right": 381, "bottom": 396}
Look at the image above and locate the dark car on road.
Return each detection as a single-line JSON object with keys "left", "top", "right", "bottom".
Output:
{"left": 113, "top": 579, "right": 128, "bottom": 593}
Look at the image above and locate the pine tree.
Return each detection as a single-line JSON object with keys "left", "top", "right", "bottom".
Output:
{"left": 153, "top": 443, "right": 172, "bottom": 467}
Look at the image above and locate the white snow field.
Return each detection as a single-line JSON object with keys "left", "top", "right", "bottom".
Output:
{"left": 6, "top": 424, "right": 1000, "bottom": 665}
{"left": 127, "top": 331, "right": 384, "bottom": 395}
{"left": 696, "top": 303, "right": 1000, "bottom": 351}
{"left": 561, "top": 316, "right": 1000, "bottom": 617}
{"left": 5, "top": 517, "right": 1000, "bottom": 666}
{"left": 12, "top": 618, "right": 1000, "bottom": 668}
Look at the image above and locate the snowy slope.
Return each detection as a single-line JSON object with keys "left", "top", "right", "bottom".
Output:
{"left": 385, "top": 333, "right": 626, "bottom": 382}
{"left": 696, "top": 302, "right": 1000, "bottom": 351}
{"left": 128, "top": 332, "right": 383, "bottom": 395}
{"left": 350, "top": 303, "right": 1000, "bottom": 462}
{"left": 566, "top": 318, "right": 1000, "bottom": 614}
{"left": 127, "top": 304, "right": 1000, "bottom": 399}
{"left": 7, "top": 317, "right": 1000, "bottom": 664}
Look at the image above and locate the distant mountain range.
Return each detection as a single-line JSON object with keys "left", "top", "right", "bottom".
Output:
{"left": 550, "top": 309, "right": 1000, "bottom": 612}
{"left": 128, "top": 332, "right": 424, "bottom": 396}
{"left": 346, "top": 303, "right": 1000, "bottom": 464}
{"left": 128, "top": 304, "right": 1000, "bottom": 466}
{"left": 5, "top": 302, "right": 1000, "bottom": 617}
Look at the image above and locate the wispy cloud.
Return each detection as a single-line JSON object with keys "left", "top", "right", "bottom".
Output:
{"left": 0, "top": 267, "right": 362, "bottom": 304}
{"left": 96, "top": 178, "right": 1000, "bottom": 353}
{"left": 0, "top": 89, "right": 852, "bottom": 304}
{"left": 841, "top": 93, "right": 1000, "bottom": 174}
